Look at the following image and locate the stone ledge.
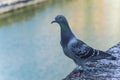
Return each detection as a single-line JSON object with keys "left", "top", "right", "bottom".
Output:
{"left": 0, "top": 0, "right": 46, "bottom": 14}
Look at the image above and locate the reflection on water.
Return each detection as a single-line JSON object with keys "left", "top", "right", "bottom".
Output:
{"left": 0, "top": 1, "right": 48, "bottom": 26}
{"left": 0, "top": 0, "right": 120, "bottom": 80}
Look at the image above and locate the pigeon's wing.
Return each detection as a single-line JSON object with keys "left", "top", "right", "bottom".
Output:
{"left": 70, "top": 39, "right": 116, "bottom": 60}
{"left": 70, "top": 39, "right": 94, "bottom": 59}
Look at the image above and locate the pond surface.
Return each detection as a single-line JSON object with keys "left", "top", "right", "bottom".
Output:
{"left": 0, "top": 0, "right": 120, "bottom": 80}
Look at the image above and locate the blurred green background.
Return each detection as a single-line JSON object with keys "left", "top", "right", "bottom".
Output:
{"left": 0, "top": 0, "right": 120, "bottom": 80}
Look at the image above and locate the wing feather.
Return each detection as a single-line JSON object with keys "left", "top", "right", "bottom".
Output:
{"left": 70, "top": 39, "right": 92, "bottom": 58}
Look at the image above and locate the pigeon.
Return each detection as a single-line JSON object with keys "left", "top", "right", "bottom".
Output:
{"left": 51, "top": 15, "right": 116, "bottom": 71}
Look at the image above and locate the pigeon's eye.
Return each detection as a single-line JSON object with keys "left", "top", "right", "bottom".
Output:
{"left": 59, "top": 17, "right": 62, "bottom": 21}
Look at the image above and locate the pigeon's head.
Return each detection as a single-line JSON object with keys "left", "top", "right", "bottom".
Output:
{"left": 51, "top": 15, "right": 68, "bottom": 25}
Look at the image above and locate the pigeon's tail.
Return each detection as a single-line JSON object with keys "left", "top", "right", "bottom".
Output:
{"left": 106, "top": 54, "right": 116, "bottom": 60}
{"left": 99, "top": 51, "right": 116, "bottom": 60}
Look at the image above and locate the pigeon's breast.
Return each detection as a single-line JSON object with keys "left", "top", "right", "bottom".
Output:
{"left": 62, "top": 38, "right": 76, "bottom": 58}
{"left": 60, "top": 38, "right": 77, "bottom": 59}
{"left": 62, "top": 46, "right": 74, "bottom": 59}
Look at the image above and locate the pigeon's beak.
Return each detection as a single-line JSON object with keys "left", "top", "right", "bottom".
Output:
{"left": 51, "top": 20, "right": 57, "bottom": 24}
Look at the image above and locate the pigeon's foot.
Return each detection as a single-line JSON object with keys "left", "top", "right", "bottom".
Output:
{"left": 62, "top": 69, "right": 83, "bottom": 80}
{"left": 70, "top": 69, "right": 83, "bottom": 78}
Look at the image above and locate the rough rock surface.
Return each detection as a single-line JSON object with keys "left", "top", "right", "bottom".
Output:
{"left": 63, "top": 42, "right": 120, "bottom": 80}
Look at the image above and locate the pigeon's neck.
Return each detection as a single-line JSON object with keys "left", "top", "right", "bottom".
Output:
{"left": 60, "top": 23, "right": 75, "bottom": 46}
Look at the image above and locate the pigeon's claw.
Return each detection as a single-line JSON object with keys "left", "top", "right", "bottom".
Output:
{"left": 70, "top": 69, "right": 83, "bottom": 78}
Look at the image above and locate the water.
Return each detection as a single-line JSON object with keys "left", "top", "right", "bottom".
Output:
{"left": 0, "top": 0, "right": 120, "bottom": 80}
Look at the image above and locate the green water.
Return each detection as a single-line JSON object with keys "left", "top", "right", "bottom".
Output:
{"left": 0, "top": 0, "right": 120, "bottom": 80}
